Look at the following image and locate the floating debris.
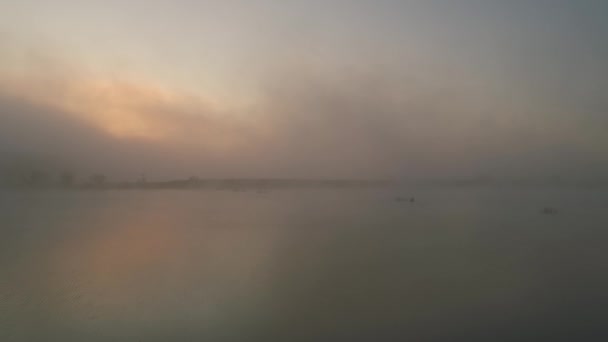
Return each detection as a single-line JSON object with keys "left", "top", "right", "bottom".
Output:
{"left": 395, "top": 196, "right": 416, "bottom": 203}
{"left": 541, "top": 207, "right": 558, "bottom": 215}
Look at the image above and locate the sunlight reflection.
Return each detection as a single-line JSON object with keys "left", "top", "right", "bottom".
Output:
{"left": 45, "top": 196, "right": 281, "bottom": 329}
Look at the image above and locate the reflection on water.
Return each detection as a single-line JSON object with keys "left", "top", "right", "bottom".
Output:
{"left": 1, "top": 188, "right": 608, "bottom": 341}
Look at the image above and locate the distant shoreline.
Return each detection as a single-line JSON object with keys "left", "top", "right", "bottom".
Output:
{"left": 2, "top": 178, "right": 608, "bottom": 190}
{"left": 0, "top": 178, "right": 395, "bottom": 190}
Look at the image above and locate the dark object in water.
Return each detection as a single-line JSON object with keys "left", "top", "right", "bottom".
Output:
{"left": 541, "top": 207, "right": 558, "bottom": 215}
{"left": 395, "top": 196, "right": 416, "bottom": 203}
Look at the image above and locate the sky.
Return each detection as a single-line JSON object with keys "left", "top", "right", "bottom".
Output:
{"left": 1, "top": 0, "right": 607, "bottom": 180}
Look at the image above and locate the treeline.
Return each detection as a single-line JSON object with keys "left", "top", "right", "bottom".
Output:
{"left": 0, "top": 168, "right": 110, "bottom": 189}
{"left": 1, "top": 169, "right": 393, "bottom": 190}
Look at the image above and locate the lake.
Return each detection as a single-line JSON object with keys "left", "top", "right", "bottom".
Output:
{"left": 1, "top": 187, "right": 607, "bottom": 341}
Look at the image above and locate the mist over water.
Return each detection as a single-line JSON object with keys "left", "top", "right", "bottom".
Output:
{"left": 1, "top": 187, "right": 607, "bottom": 341}
{"left": 2, "top": 1, "right": 608, "bottom": 340}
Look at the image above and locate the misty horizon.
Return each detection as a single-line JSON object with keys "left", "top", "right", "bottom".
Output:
{"left": 2, "top": 1, "right": 608, "bottom": 341}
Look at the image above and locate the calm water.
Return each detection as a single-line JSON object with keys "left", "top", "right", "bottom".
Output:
{"left": 1, "top": 187, "right": 607, "bottom": 341}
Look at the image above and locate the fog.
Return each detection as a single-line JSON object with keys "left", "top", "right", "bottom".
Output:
{"left": 2, "top": 2, "right": 608, "bottom": 341}
{"left": 2, "top": 57, "right": 607, "bottom": 183}
{"left": 3, "top": 0, "right": 608, "bottom": 183}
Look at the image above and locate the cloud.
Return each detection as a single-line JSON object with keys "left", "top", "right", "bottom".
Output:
{"left": 0, "top": 77, "right": 259, "bottom": 180}
{"left": 1, "top": 51, "right": 607, "bottom": 182}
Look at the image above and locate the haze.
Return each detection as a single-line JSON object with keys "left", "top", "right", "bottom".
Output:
{"left": 3, "top": 2, "right": 608, "bottom": 341}
{"left": 1, "top": 0, "right": 607, "bottom": 180}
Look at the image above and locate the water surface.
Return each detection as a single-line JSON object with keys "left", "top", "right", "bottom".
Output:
{"left": 1, "top": 187, "right": 607, "bottom": 341}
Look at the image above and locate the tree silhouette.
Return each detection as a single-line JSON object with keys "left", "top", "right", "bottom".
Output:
{"left": 27, "top": 170, "right": 50, "bottom": 187}
{"left": 60, "top": 171, "right": 75, "bottom": 187}
{"left": 90, "top": 174, "right": 107, "bottom": 187}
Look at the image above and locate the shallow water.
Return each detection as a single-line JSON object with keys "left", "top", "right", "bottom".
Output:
{"left": 1, "top": 187, "right": 607, "bottom": 341}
